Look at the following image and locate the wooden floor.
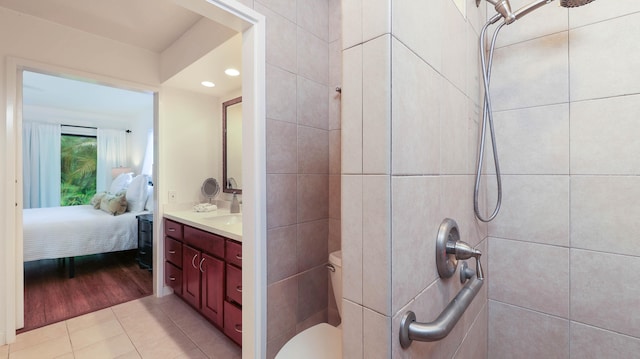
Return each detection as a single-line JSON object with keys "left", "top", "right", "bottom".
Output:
{"left": 20, "top": 250, "right": 153, "bottom": 333}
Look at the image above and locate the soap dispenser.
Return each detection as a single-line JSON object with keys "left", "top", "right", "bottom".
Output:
{"left": 230, "top": 192, "right": 240, "bottom": 213}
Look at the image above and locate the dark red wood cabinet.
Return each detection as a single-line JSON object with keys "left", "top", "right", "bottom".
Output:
{"left": 164, "top": 218, "right": 242, "bottom": 346}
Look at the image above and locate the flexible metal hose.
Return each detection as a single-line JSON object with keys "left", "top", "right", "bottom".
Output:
{"left": 474, "top": 16, "right": 505, "bottom": 222}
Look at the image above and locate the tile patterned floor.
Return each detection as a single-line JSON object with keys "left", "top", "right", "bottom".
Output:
{"left": 0, "top": 295, "right": 241, "bottom": 359}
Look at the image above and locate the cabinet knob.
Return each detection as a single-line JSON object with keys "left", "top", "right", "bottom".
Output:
{"left": 236, "top": 285, "right": 242, "bottom": 293}
{"left": 235, "top": 254, "right": 242, "bottom": 261}
{"left": 168, "top": 250, "right": 176, "bottom": 254}
{"left": 234, "top": 324, "right": 242, "bottom": 333}
{"left": 169, "top": 276, "right": 176, "bottom": 281}
{"left": 168, "top": 228, "right": 176, "bottom": 232}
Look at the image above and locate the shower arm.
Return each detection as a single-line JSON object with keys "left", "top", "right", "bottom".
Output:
{"left": 480, "top": 0, "right": 554, "bottom": 24}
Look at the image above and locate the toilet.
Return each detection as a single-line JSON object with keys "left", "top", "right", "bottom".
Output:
{"left": 275, "top": 250, "right": 343, "bottom": 359}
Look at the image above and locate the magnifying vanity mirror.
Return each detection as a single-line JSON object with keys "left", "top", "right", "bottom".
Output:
{"left": 223, "top": 96, "right": 242, "bottom": 194}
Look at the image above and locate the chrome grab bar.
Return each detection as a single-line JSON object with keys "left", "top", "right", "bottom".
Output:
{"left": 399, "top": 276, "right": 484, "bottom": 347}
{"left": 399, "top": 218, "right": 484, "bottom": 348}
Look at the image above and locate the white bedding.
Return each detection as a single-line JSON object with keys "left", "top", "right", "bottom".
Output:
{"left": 23, "top": 205, "right": 147, "bottom": 262}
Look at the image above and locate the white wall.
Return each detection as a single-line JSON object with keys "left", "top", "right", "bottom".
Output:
{"left": 159, "top": 86, "right": 221, "bottom": 205}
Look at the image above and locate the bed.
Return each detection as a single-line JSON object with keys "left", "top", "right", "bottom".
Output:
{"left": 23, "top": 205, "right": 149, "bottom": 277}
{"left": 23, "top": 172, "right": 153, "bottom": 277}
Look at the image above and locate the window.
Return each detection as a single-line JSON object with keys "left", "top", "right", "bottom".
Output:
{"left": 60, "top": 134, "right": 97, "bottom": 206}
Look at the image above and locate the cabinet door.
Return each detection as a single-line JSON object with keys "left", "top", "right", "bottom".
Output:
{"left": 201, "top": 252, "right": 224, "bottom": 327}
{"left": 182, "top": 245, "right": 201, "bottom": 308}
{"left": 224, "top": 301, "right": 242, "bottom": 346}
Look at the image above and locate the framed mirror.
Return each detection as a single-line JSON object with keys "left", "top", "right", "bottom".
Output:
{"left": 223, "top": 96, "right": 242, "bottom": 194}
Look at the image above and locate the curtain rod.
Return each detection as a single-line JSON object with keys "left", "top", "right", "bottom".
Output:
{"left": 61, "top": 124, "right": 131, "bottom": 133}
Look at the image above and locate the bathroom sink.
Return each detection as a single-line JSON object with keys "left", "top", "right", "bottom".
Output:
{"left": 204, "top": 214, "right": 242, "bottom": 226}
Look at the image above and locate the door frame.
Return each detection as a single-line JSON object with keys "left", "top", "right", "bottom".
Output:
{"left": 3, "top": 1, "right": 266, "bottom": 357}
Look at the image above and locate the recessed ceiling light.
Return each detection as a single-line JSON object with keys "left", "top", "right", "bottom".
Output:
{"left": 201, "top": 81, "right": 215, "bottom": 88}
{"left": 225, "top": 68, "right": 240, "bottom": 77}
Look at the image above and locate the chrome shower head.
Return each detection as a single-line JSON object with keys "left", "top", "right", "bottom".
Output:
{"left": 483, "top": 0, "right": 596, "bottom": 25}
{"left": 561, "top": 0, "right": 596, "bottom": 7}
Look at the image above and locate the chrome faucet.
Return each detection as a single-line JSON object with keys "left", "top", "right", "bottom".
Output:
{"left": 230, "top": 192, "right": 240, "bottom": 214}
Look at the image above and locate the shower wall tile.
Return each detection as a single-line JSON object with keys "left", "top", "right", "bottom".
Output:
{"left": 453, "top": 304, "right": 488, "bottom": 359}
{"left": 362, "top": 175, "right": 391, "bottom": 315}
{"left": 571, "top": 176, "right": 640, "bottom": 257}
{"left": 297, "top": 126, "right": 328, "bottom": 174}
{"left": 297, "top": 0, "right": 329, "bottom": 42}
{"left": 328, "top": 218, "right": 341, "bottom": 254}
{"left": 488, "top": 238, "right": 569, "bottom": 318}
{"left": 297, "top": 76, "right": 329, "bottom": 130}
{"left": 466, "top": 0, "right": 488, "bottom": 36}
{"left": 342, "top": 0, "right": 362, "bottom": 49}
{"left": 488, "top": 301, "right": 569, "bottom": 359}
{"left": 466, "top": 23, "right": 482, "bottom": 108}
{"left": 363, "top": 308, "right": 391, "bottom": 359}
{"left": 341, "top": 175, "right": 363, "bottom": 304}
{"left": 570, "top": 322, "right": 640, "bottom": 359}
{"left": 266, "top": 64, "right": 297, "bottom": 124}
{"left": 492, "top": 103, "right": 570, "bottom": 175}
{"left": 267, "top": 225, "right": 298, "bottom": 284}
{"left": 297, "top": 219, "right": 329, "bottom": 272}
{"left": 391, "top": 38, "right": 442, "bottom": 176}
{"left": 329, "top": 130, "right": 341, "bottom": 174}
{"left": 266, "top": 174, "right": 297, "bottom": 229}
{"left": 297, "top": 28, "right": 329, "bottom": 85}
{"left": 441, "top": 0, "right": 468, "bottom": 93}
{"left": 255, "top": 0, "right": 296, "bottom": 22}
{"left": 491, "top": 31, "right": 568, "bottom": 111}
{"left": 494, "top": 0, "right": 568, "bottom": 48}
{"left": 391, "top": 176, "right": 441, "bottom": 313}
{"left": 571, "top": 249, "right": 640, "bottom": 338}
{"left": 362, "top": 35, "right": 391, "bottom": 174}
{"left": 440, "top": 176, "right": 484, "bottom": 247}
{"left": 362, "top": 0, "right": 390, "bottom": 43}
{"left": 329, "top": 0, "right": 342, "bottom": 43}
{"left": 570, "top": 95, "right": 640, "bottom": 175}
{"left": 328, "top": 174, "right": 341, "bottom": 219}
{"left": 266, "top": 119, "right": 297, "bottom": 174}
{"left": 440, "top": 82, "right": 470, "bottom": 175}
{"left": 569, "top": 0, "right": 640, "bottom": 29}
{"left": 341, "top": 45, "right": 363, "bottom": 174}
{"left": 329, "top": 40, "right": 342, "bottom": 89}
{"left": 392, "top": 0, "right": 443, "bottom": 72}
{"left": 487, "top": 175, "right": 569, "bottom": 246}
{"left": 297, "top": 174, "right": 328, "bottom": 222}
{"left": 256, "top": 3, "right": 297, "bottom": 73}
{"left": 570, "top": 13, "right": 640, "bottom": 101}
{"left": 342, "top": 300, "right": 363, "bottom": 359}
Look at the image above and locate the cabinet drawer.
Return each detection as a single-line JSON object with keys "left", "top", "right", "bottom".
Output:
{"left": 164, "top": 219, "right": 183, "bottom": 240}
{"left": 226, "top": 264, "right": 242, "bottom": 305}
{"left": 225, "top": 240, "right": 242, "bottom": 268}
{"left": 164, "top": 262, "right": 182, "bottom": 295}
{"left": 224, "top": 301, "right": 242, "bottom": 346}
{"left": 184, "top": 226, "right": 224, "bottom": 258}
{"left": 164, "top": 237, "right": 183, "bottom": 268}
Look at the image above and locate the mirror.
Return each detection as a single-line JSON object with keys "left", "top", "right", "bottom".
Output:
{"left": 201, "top": 177, "right": 220, "bottom": 203}
{"left": 223, "top": 96, "right": 242, "bottom": 194}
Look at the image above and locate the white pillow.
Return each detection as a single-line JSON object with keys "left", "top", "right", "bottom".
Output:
{"left": 126, "top": 174, "right": 149, "bottom": 212}
{"left": 144, "top": 185, "right": 154, "bottom": 211}
{"left": 109, "top": 172, "right": 133, "bottom": 194}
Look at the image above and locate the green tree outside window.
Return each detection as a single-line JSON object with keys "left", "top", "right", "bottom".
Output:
{"left": 61, "top": 135, "right": 97, "bottom": 206}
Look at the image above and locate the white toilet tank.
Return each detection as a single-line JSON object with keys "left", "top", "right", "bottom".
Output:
{"left": 329, "top": 250, "right": 342, "bottom": 319}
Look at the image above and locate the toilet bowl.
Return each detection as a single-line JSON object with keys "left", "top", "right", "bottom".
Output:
{"left": 275, "top": 250, "right": 342, "bottom": 359}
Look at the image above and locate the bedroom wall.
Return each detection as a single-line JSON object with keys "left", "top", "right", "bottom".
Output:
{"left": 0, "top": 6, "right": 163, "bottom": 344}
{"left": 159, "top": 86, "right": 221, "bottom": 205}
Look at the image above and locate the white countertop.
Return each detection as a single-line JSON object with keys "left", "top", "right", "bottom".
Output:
{"left": 163, "top": 207, "right": 242, "bottom": 242}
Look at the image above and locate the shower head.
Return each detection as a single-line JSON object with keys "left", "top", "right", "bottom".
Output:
{"left": 561, "top": 0, "right": 596, "bottom": 7}
{"left": 484, "top": 0, "right": 596, "bottom": 25}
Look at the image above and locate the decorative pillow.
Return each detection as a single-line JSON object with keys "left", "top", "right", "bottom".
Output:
{"left": 90, "top": 192, "right": 107, "bottom": 209}
{"left": 126, "top": 174, "right": 149, "bottom": 213}
{"left": 99, "top": 193, "right": 128, "bottom": 215}
{"left": 109, "top": 172, "right": 133, "bottom": 194}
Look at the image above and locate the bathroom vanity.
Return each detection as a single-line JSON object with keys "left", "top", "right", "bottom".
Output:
{"left": 163, "top": 209, "right": 243, "bottom": 346}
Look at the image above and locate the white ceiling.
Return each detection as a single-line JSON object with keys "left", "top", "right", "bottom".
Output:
{"left": 1, "top": 0, "right": 242, "bottom": 117}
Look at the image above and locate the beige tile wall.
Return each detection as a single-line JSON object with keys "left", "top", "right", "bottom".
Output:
{"left": 341, "top": 0, "right": 489, "bottom": 358}
{"left": 252, "top": 0, "right": 341, "bottom": 356}
{"left": 487, "top": 1, "right": 640, "bottom": 357}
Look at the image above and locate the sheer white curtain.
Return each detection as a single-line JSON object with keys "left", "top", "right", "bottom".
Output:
{"left": 23, "top": 122, "right": 61, "bottom": 208}
{"left": 141, "top": 129, "right": 153, "bottom": 176}
{"left": 97, "top": 129, "right": 127, "bottom": 192}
